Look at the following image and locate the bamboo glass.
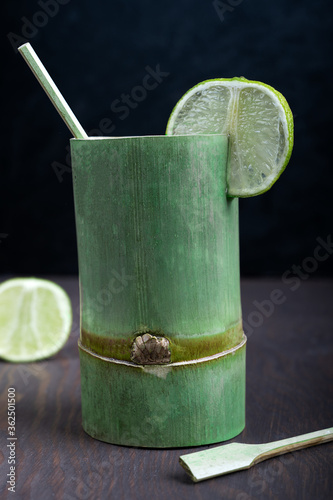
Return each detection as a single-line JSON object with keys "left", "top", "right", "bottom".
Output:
{"left": 71, "top": 134, "right": 246, "bottom": 448}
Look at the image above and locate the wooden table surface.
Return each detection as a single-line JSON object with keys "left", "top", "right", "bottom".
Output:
{"left": 0, "top": 277, "right": 332, "bottom": 500}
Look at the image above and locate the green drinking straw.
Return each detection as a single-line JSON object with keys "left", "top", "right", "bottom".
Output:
{"left": 18, "top": 43, "right": 88, "bottom": 139}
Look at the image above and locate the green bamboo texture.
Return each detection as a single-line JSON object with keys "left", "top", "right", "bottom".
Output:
{"left": 71, "top": 135, "right": 246, "bottom": 446}
{"left": 79, "top": 338, "right": 246, "bottom": 447}
{"left": 71, "top": 135, "right": 243, "bottom": 362}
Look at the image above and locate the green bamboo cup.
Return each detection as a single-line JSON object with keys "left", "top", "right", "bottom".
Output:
{"left": 71, "top": 134, "right": 246, "bottom": 448}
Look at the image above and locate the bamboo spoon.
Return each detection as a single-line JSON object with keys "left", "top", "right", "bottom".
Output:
{"left": 180, "top": 427, "right": 333, "bottom": 482}
{"left": 18, "top": 43, "right": 88, "bottom": 139}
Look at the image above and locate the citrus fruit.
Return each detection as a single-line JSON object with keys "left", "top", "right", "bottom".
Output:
{"left": 0, "top": 278, "right": 72, "bottom": 362}
{"left": 166, "top": 77, "right": 294, "bottom": 197}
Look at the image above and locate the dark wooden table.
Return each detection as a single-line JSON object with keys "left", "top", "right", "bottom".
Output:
{"left": 1, "top": 277, "right": 332, "bottom": 500}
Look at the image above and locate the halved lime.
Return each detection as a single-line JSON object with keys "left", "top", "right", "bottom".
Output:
{"left": 166, "top": 77, "right": 294, "bottom": 197}
{"left": 0, "top": 278, "right": 72, "bottom": 362}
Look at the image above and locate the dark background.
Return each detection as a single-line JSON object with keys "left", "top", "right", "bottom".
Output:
{"left": 2, "top": 0, "right": 333, "bottom": 276}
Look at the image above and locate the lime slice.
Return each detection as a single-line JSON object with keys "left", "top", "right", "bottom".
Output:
{"left": 166, "top": 77, "right": 294, "bottom": 197}
{"left": 0, "top": 278, "right": 72, "bottom": 362}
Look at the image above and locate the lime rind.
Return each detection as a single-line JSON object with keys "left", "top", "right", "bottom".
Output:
{"left": 166, "top": 77, "right": 294, "bottom": 198}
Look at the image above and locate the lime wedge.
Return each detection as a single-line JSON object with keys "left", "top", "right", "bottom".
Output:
{"left": 166, "top": 77, "right": 294, "bottom": 197}
{"left": 0, "top": 278, "right": 72, "bottom": 362}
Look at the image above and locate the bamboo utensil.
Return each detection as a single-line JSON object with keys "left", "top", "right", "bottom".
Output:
{"left": 180, "top": 427, "right": 333, "bottom": 482}
{"left": 18, "top": 43, "right": 88, "bottom": 139}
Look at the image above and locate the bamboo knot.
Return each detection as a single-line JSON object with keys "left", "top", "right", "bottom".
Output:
{"left": 131, "top": 333, "right": 171, "bottom": 365}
